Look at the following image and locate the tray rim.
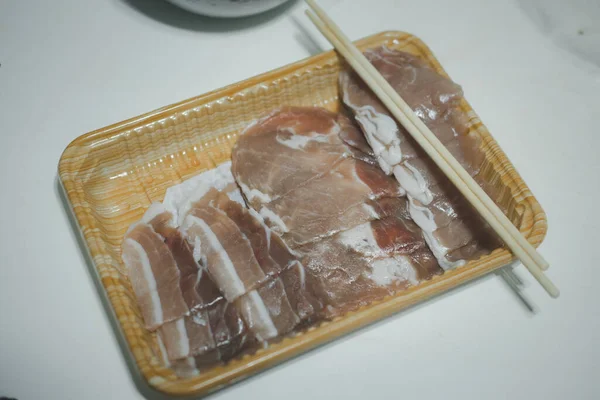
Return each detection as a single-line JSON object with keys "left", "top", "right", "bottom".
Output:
{"left": 58, "top": 30, "right": 548, "bottom": 397}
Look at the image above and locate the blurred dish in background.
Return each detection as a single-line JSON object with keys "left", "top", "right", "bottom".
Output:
{"left": 165, "top": 0, "right": 292, "bottom": 18}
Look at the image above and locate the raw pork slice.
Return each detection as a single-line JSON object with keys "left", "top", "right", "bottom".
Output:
{"left": 122, "top": 221, "right": 188, "bottom": 330}
{"left": 158, "top": 293, "right": 254, "bottom": 363}
{"left": 161, "top": 300, "right": 255, "bottom": 375}
{"left": 158, "top": 309, "right": 215, "bottom": 361}
{"left": 278, "top": 261, "right": 323, "bottom": 322}
{"left": 340, "top": 46, "right": 501, "bottom": 269}
{"left": 234, "top": 262, "right": 319, "bottom": 341}
{"left": 161, "top": 161, "right": 244, "bottom": 226}
{"left": 256, "top": 156, "right": 403, "bottom": 247}
{"left": 143, "top": 203, "right": 217, "bottom": 313}
{"left": 235, "top": 279, "right": 299, "bottom": 341}
{"left": 209, "top": 188, "right": 299, "bottom": 278}
{"left": 181, "top": 204, "right": 268, "bottom": 302}
{"left": 298, "top": 198, "right": 443, "bottom": 317}
{"left": 232, "top": 107, "right": 354, "bottom": 210}
{"left": 179, "top": 187, "right": 309, "bottom": 301}
{"left": 232, "top": 107, "right": 406, "bottom": 249}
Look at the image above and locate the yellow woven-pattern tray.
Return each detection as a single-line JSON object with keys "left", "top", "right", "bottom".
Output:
{"left": 58, "top": 31, "right": 547, "bottom": 397}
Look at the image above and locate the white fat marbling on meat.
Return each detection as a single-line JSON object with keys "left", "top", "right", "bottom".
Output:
{"left": 345, "top": 97, "right": 406, "bottom": 176}
{"left": 238, "top": 291, "right": 278, "bottom": 341}
{"left": 275, "top": 128, "right": 333, "bottom": 150}
{"left": 366, "top": 256, "right": 418, "bottom": 286}
{"left": 347, "top": 103, "right": 398, "bottom": 147}
{"left": 407, "top": 197, "right": 465, "bottom": 270}
{"left": 258, "top": 206, "right": 289, "bottom": 233}
{"left": 123, "top": 238, "right": 163, "bottom": 326}
{"left": 192, "top": 236, "right": 202, "bottom": 261}
{"left": 413, "top": 106, "right": 438, "bottom": 121}
{"left": 392, "top": 164, "right": 433, "bottom": 205}
{"left": 380, "top": 144, "right": 403, "bottom": 167}
{"left": 293, "top": 261, "right": 306, "bottom": 287}
{"left": 173, "top": 357, "right": 199, "bottom": 378}
{"left": 141, "top": 202, "right": 176, "bottom": 228}
{"left": 238, "top": 181, "right": 272, "bottom": 205}
{"left": 182, "top": 215, "right": 247, "bottom": 299}
{"left": 354, "top": 114, "right": 393, "bottom": 174}
{"left": 248, "top": 207, "right": 271, "bottom": 249}
{"left": 191, "top": 311, "right": 207, "bottom": 327}
{"left": 156, "top": 329, "right": 170, "bottom": 367}
{"left": 343, "top": 88, "right": 396, "bottom": 174}
{"left": 338, "top": 222, "right": 380, "bottom": 255}
{"left": 361, "top": 126, "right": 387, "bottom": 155}
{"left": 338, "top": 223, "right": 419, "bottom": 284}
{"left": 362, "top": 203, "right": 380, "bottom": 219}
{"left": 162, "top": 161, "right": 234, "bottom": 225}
{"left": 407, "top": 197, "right": 437, "bottom": 233}
{"left": 226, "top": 188, "right": 246, "bottom": 206}
{"left": 266, "top": 290, "right": 282, "bottom": 317}
{"left": 175, "top": 318, "right": 191, "bottom": 359}
{"left": 193, "top": 269, "right": 210, "bottom": 302}
{"left": 351, "top": 104, "right": 399, "bottom": 146}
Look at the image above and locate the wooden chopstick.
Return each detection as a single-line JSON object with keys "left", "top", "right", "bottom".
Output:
{"left": 305, "top": 1, "right": 559, "bottom": 297}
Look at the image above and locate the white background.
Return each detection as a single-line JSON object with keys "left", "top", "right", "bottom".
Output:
{"left": 1, "top": 0, "right": 599, "bottom": 399}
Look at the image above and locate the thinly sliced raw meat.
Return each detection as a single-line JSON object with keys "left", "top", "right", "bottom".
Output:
{"left": 209, "top": 189, "right": 295, "bottom": 278}
{"left": 208, "top": 191, "right": 320, "bottom": 306}
{"left": 143, "top": 202, "right": 231, "bottom": 314}
{"left": 337, "top": 112, "right": 379, "bottom": 166}
{"left": 161, "top": 300, "right": 254, "bottom": 372}
{"left": 122, "top": 222, "right": 188, "bottom": 330}
{"left": 340, "top": 46, "right": 501, "bottom": 269}
{"left": 181, "top": 205, "right": 267, "bottom": 302}
{"left": 180, "top": 184, "right": 310, "bottom": 300}
{"left": 208, "top": 301, "right": 254, "bottom": 361}
{"left": 299, "top": 235, "right": 397, "bottom": 317}
{"left": 208, "top": 190, "right": 323, "bottom": 327}
{"left": 158, "top": 275, "right": 256, "bottom": 363}
{"left": 162, "top": 162, "right": 241, "bottom": 226}
{"left": 257, "top": 157, "right": 403, "bottom": 247}
{"left": 158, "top": 309, "right": 215, "bottom": 361}
{"left": 278, "top": 261, "right": 323, "bottom": 321}
{"left": 298, "top": 196, "right": 443, "bottom": 317}
{"left": 370, "top": 216, "right": 443, "bottom": 281}
{"left": 235, "top": 277, "right": 299, "bottom": 341}
{"left": 232, "top": 107, "right": 353, "bottom": 209}
{"left": 339, "top": 215, "right": 442, "bottom": 283}
{"left": 169, "top": 357, "right": 200, "bottom": 378}
{"left": 170, "top": 164, "right": 314, "bottom": 341}
{"left": 407, "top": 181, "right": 502, "bottom": 268}
{"left": 337, "top": 112, "right": 376, "bottom": 157}
{"left": 232, "top": 106, "right": 409, "bottom": 251}
{"left": 127, "top": 162, "right": 318, "bottom": 364}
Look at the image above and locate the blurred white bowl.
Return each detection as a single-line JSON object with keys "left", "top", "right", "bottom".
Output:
{"left": 165, "top": 0, "right": 292, "bottom": 18}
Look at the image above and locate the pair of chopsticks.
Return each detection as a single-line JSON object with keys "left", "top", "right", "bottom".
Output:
{"left": 304, "top": 0, "right": 559, "bottom": 298}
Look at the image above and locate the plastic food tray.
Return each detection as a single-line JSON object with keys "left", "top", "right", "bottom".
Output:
{"left": 58, "top": 31, "right": 547, "bottom": 397}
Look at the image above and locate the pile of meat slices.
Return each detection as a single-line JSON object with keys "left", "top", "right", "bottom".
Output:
{"left": 121, "top": 47, "right": 502, "bottom": 376}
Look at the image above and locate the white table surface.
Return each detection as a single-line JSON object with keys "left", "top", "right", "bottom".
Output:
{"left": 1, "top": 0, "right": 599, "bottom": 399}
